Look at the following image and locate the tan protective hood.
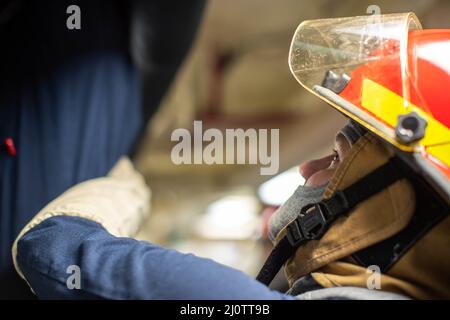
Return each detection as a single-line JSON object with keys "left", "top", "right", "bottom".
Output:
{"left": 274, "top": 134, "right": 450, "bottom": 299}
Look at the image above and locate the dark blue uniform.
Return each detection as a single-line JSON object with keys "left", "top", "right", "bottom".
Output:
{"left": 0, "top": 0, "right": 204, "bottom": 298}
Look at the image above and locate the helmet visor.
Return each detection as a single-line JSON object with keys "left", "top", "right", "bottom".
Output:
{"left": 289, "top": 12, "right": 421, "bottom": 101}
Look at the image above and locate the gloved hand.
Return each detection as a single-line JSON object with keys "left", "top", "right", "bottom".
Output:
{"left": 12, "top": 156, "right": 151, "bottom": 281}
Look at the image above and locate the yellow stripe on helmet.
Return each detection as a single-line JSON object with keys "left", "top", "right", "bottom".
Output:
{"left": 361, "top": 78, "right": 450, "bottom": 167}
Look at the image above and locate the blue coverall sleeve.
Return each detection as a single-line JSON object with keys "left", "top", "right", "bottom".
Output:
{"left": 16, "top": 216, "right": 293, "bottom": 300}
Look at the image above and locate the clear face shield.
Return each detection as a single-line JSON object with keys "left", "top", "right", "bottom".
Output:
{"left": 288, "top": 13, "right": 422, "bottom": 149}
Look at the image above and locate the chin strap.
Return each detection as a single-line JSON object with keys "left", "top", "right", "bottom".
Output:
{"left": 256, "top": 158, "right": 404, "bottom": 286}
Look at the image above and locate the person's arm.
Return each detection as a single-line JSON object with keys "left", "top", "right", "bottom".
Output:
{"left": 16, "top": 215, "right": 292, "bottom": 300}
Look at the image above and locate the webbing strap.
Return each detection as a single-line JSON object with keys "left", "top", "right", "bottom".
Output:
{"left": 256, "top": 158, "right": 404, "bottom": 286}
{"left": 352, "top": 170, "right": 449, "bottom": 272}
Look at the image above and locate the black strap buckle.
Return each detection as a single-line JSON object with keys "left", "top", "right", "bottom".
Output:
{"left": 286, "top": 202, "right": 329, "bottom": 247}
{"left": 257, "top": 159, "right": 406, "bottom": 286}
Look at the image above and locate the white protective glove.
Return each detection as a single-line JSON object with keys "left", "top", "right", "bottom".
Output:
{"left": 12, "top": 156, "right": 151, "bottom": 281}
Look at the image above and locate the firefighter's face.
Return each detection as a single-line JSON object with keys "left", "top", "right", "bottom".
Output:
{"left": 299, "top": 133, "right": 352, "bottom": 186}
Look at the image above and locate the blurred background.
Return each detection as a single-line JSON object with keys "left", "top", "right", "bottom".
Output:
{"left": 132, "top": 0, "right": 450, "bottom": 291}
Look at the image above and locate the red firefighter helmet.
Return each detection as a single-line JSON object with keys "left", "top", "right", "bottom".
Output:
{"left": 289, "top": 12, "right": 450, "bottom": 200}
